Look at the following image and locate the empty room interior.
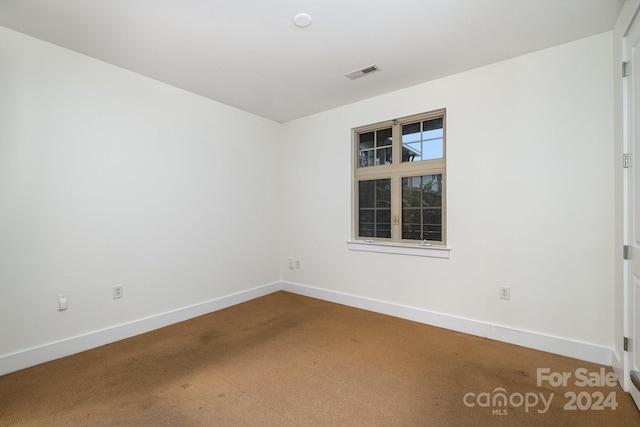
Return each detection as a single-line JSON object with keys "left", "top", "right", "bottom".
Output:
{"left": 3, "top": 0, "right": 640, "bottom": 425}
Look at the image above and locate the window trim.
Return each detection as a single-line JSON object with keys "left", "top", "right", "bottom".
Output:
{"left": 347, "top": 240, "right": 451, "bottom": 258}
{"left": 352, "top": 109, "right": 447, "bottom": 250}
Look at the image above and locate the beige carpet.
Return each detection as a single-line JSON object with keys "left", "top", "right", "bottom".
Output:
{"left": 1, "top": 291, "right": 638, "bottom": 426}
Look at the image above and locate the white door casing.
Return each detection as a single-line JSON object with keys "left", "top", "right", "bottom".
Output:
{"left": 622, "top": 1, "right": 640, "bottom": 410}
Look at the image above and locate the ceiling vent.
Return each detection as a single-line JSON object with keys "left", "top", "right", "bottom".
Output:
{"left": 345, "top": 65, "right": 381, "bottom": 80}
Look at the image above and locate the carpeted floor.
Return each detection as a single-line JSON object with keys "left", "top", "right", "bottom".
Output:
{"left": 1, "top": 291, "right": 638, "bottom": 426}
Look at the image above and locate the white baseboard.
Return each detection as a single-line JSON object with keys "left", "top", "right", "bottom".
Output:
{"left": 1, "top": 280, "right": 615, "bottom": 376}
{"left": 281, "top": 281, "right": 614, "bottom": 366}
{"left": 0, "top": 282, "right": 281, "bottom": 376}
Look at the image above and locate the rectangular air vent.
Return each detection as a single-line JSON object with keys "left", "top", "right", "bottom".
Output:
{"left": 345, "top": 64, "right": 381, "bottom": 80}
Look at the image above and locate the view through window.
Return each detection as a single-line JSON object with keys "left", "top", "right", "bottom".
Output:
{"left": 354, "top": 109, "right": 446, "bottom": 245}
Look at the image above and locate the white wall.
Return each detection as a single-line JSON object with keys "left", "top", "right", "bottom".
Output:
{"left": 280, "top": 32, "right": 615, "bottom": 349}
{"left": 0, "top": 27, "right": 281, "bottom": 357}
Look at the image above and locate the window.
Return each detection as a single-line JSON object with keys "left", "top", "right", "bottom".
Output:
{"left": 353, "top": 109, "right": 446, "bottom": 246}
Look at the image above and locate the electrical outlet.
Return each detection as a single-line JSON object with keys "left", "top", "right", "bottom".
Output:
{"left": 295, "top": 259, "right": 300, "bottom": 269}
{"left": 288, "top": 257, "right": 294, "bottom": 269}
{"left": 113, "top": 284, "right": 123, "bottom": 299}
{"left": 499, "top": 286, "right": 510, "bottom": 300}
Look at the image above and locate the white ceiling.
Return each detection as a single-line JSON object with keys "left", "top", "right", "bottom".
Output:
{"left": 0, "top": 0, "right": 624, "bottom": 123}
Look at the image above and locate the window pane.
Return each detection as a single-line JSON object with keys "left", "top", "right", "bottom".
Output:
{"left": 376, "top": 179, "right": 391, "bottom": 207}
{"left": 359, "top": 128, "right": 393, "bottom": 167}
{"left": 422, "top": 138, "right": 443, "bottom": 160}
{"left": 423, "top": 128, "right": 443, "bottom": 140}
{"left": 423, "top": 209, "right": 442, "bottom": 241}
{"left": 359, "top": 132, "right": 374, "bottom": 150}
{"left": 359, "top": 180, "right": 375, "bottom": 207}
{"left": 402, "top": 122, "right": 421, "bottom": 162}
{"left": 377, "top": 128, "right": 393, "bottom": 146}
{"left": 359, "top": 210, "right": 375, "bottom": 237}
{"left": 402, "top": 122, "right": 420, "bottom": 143}
{"left": 358, "top": 132, "right": 375, "bottom": 168}
{"left": 401, "top": 174, "right": 443, "bottom": 241}
{"left": 358, "top": 179, "right": 391, "bottom": 239}
{"left": 402, "top": 208, "right": 420, "bottom": 224}
{"left": 402, "top": 224, "right": 422, "bottom": 240}
{"left": 376, "top": 209, "right": 391, "bottom": 238}
{"left": 375, "top": 224, "right": 391, "bottom": 238}
{"left": 402, "top": 117, "right": 444, "bottom": 163}
{"left": 402, "top": 144, "right": 420, "bottom": 162}
{"left": 423, "top": 118, "right": 443, "bottom": 135}
{"left": 422, "top": 175, "right": 442, "bottom": 207}
{"left": 401, "top": 176, "right": 421, "bottom": 206}
{"left": 359, "top": 150, "right": 375, "bottom": 167}
{"left": 376, "top": 146, "right": 392, "bottom": 165}
{"left": 422, "top": 118, "right": 443, "bottom": 160}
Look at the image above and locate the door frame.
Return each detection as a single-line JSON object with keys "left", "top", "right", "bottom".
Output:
{"left": 616, "top": 0, "right": 640, "bottom": 404}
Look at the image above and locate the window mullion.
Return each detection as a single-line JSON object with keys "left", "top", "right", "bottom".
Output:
{"left": 391, "top": 176, "right": 402, "bottom": 240}
{"left": 391, "top": 122, "right": 402, "bottom": 240}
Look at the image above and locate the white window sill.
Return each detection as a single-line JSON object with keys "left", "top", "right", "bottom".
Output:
{"left": 347, "top": 241, "right": 450, "bottom": 258}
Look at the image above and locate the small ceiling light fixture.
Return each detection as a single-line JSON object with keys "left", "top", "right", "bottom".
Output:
{"left": 293, "top": 13, "right": 312, "bottom": 28}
